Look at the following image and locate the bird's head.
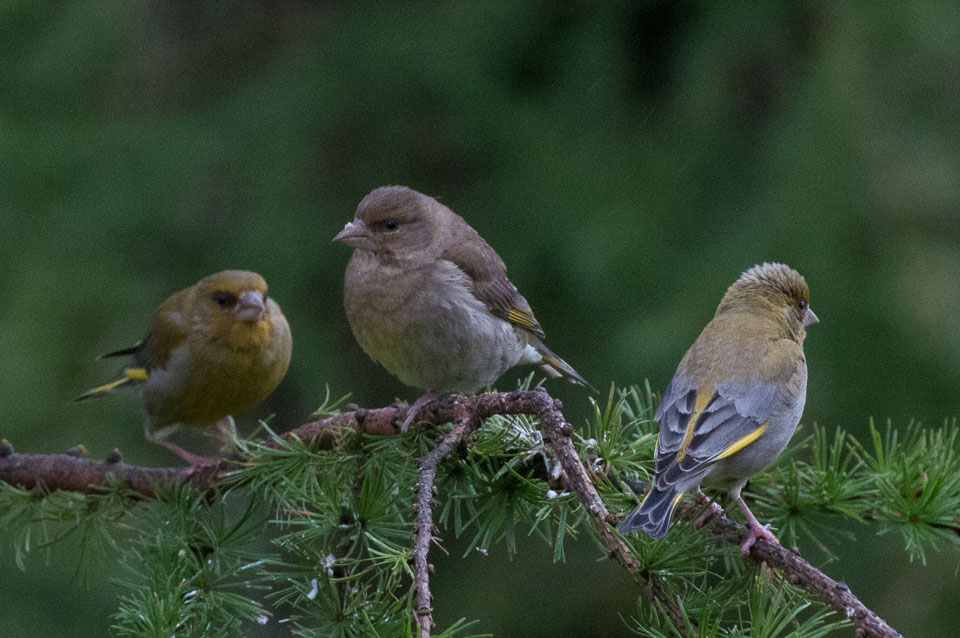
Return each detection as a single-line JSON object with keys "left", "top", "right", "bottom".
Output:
{"left": 718, "top": 262, "right": 818, "bottom": 339}
{"left": 333, "top": 185, "right": 443, "bottom": 259}
{"left": 195, "top": 270, "right": 271, "bottom": 325}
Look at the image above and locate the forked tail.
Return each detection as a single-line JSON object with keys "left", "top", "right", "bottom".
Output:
{"left": 617, "top": 484, "right": 683, "bottom": 538}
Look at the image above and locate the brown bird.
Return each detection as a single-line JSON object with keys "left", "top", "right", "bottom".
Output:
{"left": 334, "top": 185, "right": 592, "bottom": 432}
{"left": 618, "top": 263, "right": 817, "bottom": 554}
{"left": 76, "top": 270, "right": 293, "bottom": 464}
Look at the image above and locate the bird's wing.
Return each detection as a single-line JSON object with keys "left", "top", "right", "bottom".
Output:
{"left": 75, "top": 288, "right": 191, "bottom": 402}
{"left": 126, "top": 289, "right": 192, "bottom": 373}
{"left": 652, "top": 339, "right": 804, "bottom": 489}
{"left": 440, "top": 220, "right": 545, "bottom": 337}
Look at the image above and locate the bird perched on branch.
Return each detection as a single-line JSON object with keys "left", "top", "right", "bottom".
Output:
{"left": 334, "top": 185, "right": 593, "bottom": 433}
{"left": 618, "top": 262, "right": 818, "bottom": 554}
{"left": 76, "top": 270, "right": 292, "bottom": 465}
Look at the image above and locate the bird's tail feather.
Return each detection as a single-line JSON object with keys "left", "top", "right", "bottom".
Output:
{"left": 536, "top": 343, "right": 596, "bottom": 392}
{"left": 74, "top": 367, "right": 148, "bottom": 402}
{"left": 618, "top": 484, "right": 683, "bottom": 538}
{"left": 99, "top": 342, "right": 142, "bottom": 359}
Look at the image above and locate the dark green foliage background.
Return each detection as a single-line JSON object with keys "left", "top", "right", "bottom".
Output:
{"left": 2, "top": 1, "right": 958, "bottom": 635}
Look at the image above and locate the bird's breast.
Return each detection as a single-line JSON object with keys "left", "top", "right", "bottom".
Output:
{"left": 142, "top": 317, "right": 290, "bottom": 429}
{"left": 343, "top": 256, "right": 525, "bottom": 392}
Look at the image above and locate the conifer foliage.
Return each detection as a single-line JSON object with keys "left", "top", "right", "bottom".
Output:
{"left": 2, "top": 381, "right": 957, "bottom": 637}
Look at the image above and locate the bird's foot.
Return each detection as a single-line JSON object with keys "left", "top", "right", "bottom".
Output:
{"left": 736, "top": 497, "right": 780, "bottom": 555}
{"left": 740, "top": 522, "right": 779, "bottom": 555}
{"left": 398, "top": 392, "right": 439, "bottom": 433}
{"left": 693, "top": 500, "right": 725, "bottom": 528}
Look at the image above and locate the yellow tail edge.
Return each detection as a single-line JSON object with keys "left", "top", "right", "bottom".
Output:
{"left": 74, "top": 367, "right": 148, "bottom": 402}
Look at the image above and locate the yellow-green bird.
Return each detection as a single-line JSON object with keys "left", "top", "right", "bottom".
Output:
{"left": 76, "top": 270, "right": 292, "bottom": 465}
{"left": 618, "top": 262, "right": 818, "bottom": 554}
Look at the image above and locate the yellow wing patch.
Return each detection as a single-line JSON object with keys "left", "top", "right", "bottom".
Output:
{"left": 125, "top": 367, "right": 149, "bottom": 381}
{"left": 675, "top": 391, "right": 714, "bottom": 462}
{"left": 506, "top": 307, "right": 539, "bottom": 329}
{"left": 714, "top": 421, "right": 768, "bottom": 461}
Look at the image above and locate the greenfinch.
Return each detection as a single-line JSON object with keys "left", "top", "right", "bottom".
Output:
{"left": 618, "top": 263, "right": 818, "bottom": 554}
{"left": 333, "top": 185, "right": 592, "bottom": 432}
{"left": 76, "top": 270, "right": 292, "bottom": 464}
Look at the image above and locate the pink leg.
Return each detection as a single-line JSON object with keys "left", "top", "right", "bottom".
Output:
{"left": 736, "top": 497, "right": 779, "bottom": 555}
{"left": 157, "top": 439, "right": 217, "bottom": 467}
{"left": 399, "top": 392, "right": 439, "bottom": 433}
{"left": 694, "top": 499, "right": 725, "bottom": 528}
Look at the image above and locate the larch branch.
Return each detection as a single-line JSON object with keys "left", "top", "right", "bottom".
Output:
{"left": 691, "top": 502, "right": 903, "bottom": 638}
{"left": 0, "top": 391, "right": 903, "bottom": 637}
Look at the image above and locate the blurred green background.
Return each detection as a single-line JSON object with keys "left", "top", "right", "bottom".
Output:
{"left": 3, "top": 1, "right": 959, "bottom": 635}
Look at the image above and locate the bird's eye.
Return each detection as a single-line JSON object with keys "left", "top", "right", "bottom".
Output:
{"left": 384, "top": 219, "right": 399, "bottom": 231}
{"left": 212, "top": 291, "right": 237, "bottom": 308}
{"left": 798, "top": 299, "right": 807, "bottom": 310}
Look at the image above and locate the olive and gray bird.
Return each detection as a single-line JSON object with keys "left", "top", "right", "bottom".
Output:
{"left": 333, "top": 185, "right": 593, "bottom": 432}
{"left": 618, "top": 263, "right": 818, "bottom": 554}
{"left": 76, "top": 270, "right": 292, "bottom": 464}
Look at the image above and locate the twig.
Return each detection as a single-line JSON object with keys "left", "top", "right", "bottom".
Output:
{"left": 685, "top": 500, "right": 903, "bottom": 638}
{"left": 0, "top": 409, "right": 401, "bottom": 497}
{"left": 536, "top": 403, "right": 690, "bottom": 632}
{"left": 411, "top": 408, "right": 478, "bottom": 637}
{"left": 0, "top": 442, "right": 224, "bottom": 498}
{"left": 618, "top": 478, "right": 905, "bottom": 638}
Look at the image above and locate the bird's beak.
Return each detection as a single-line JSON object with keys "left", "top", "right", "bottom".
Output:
{"left": 235, "top": 290, "right": 266, "bottom": 322}
{"left": 333, "top": 220, "right": 377, "bottom": 251}
{"left": 803, "top": 306, "right": 819, "bottom": 327}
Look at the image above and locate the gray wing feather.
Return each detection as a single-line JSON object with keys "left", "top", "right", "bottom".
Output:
{"left": 652, "top": 377, "right": 785, "bottom": 490}
{"left": 653, "top": 374, "right": 697, "bottom": 451}
{"left": 718, "top": 379, "right": 780, "bottom": 422}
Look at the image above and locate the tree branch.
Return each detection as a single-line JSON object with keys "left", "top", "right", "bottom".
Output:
{"left": 0, "top": 391, "right": 903, "bottom": 637}
{"left": 615, "top": 479, "right": 906, "bottom": 638}
{"left": 689, "top": 500, "right": 903, "bottom": 638}
{"left": 0, "top": 407, "right": 403, "bottom": 497}
{"left": 411, "top": 406, "right": 477, "bottom": 637}
{"left": 535, "top": 399, "right": 690, "bottom": 631}
{"left": 0, "top": 441, "right": 223, "bottom": 498}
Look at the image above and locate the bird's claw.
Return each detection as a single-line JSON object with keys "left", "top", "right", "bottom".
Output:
{"left": 740, "top": 522, "right": 779, "bottom": 555}
{"left": 694, "top": 501, "right": 725, "bottom": 528}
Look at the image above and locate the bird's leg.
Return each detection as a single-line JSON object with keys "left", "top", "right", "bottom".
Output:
{"left": 692, "top": 489, "right": 725, "bottom": 528}
{"left": 398, "top": 391, "right": 440, "bottom": 433}
{"left": 736, "top": 497, "right": 779, "bottom": 555}
{"left": 146, "top": 422, "right": 216, "bottom": 466}
{"left": 157, "top": 439, "right": 217, "bottom": 467}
